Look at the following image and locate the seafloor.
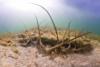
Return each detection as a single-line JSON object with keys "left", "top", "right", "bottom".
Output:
{"left": 0, "top": 29, "right": 100, "bottom": 67}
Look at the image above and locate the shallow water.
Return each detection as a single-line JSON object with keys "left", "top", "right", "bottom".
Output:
{"left": 0, "top": 0, "right": 100, "bottom": 36}
{"left": 0, "top": 12, "right": 100, "bottom": 35}
{"left": 0, "top": 20, "right": 100, "bottom": 35}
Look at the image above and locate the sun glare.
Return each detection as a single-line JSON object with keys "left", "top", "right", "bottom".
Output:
{"left": 2, "top": 0, "right": 59, "bottom": 12}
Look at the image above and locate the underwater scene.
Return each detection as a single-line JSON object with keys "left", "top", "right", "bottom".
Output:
{"left": 0, "top": 0, "right": 100, "bottom": 67}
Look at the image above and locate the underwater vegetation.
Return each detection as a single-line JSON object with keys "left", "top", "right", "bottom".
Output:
{"left": 1, "top": 0, "right": 100, "bottom": 66}
{"left": 16, "top": 4, "right": 93, "bottom": 56}
{"left": 0, "top": 4, "right": 96, "bottom": 57}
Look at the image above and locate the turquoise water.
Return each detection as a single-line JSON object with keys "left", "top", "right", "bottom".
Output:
{"left": 0, "top": 1, "right": 100, "bottom": 35}
{"left": 0, "top": 12, "right": 100, "bottom": 35}
{"left": 56, "top": 19, "right": 100, "bottom": 35}
{"left": 0, "top": 11, "right": 100, "bottom": 35}
{"left": 0, "top": 19, "right": 100, "bottom": 35}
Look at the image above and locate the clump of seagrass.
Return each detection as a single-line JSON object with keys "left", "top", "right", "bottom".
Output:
{"left": 41, "top": 25, "right": 93, "bottom": 54}
{"left": 19, "top": 3, "right": 59, "bottom": 48}
{"left": 43, "top": 32, "right": 92, "bottom": 54}
{"left": 34, "top": 16, "right": 93, "bottom": 55}
{"left": 22, "top": 3, "right": 93, "bottom": 55}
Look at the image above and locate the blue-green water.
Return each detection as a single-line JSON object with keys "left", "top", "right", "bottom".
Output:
{"left": 56, "top": 19, "right": 100, "bottom": 35}
{"left": 0, "top": 0, "right": 100, "bottom": 36}
{"left": 0, "top": 19, "right": 100, "bottom": 36}
{"left": 0, "top": 11, "right": 100, "bottom": 35}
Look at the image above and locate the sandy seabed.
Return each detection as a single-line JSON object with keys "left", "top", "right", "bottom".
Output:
{"left": 0, "top": 42, "right": 100, "bottom": 67}
{"left": 0, "top": 30, "right": 100, "bottom": 67}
